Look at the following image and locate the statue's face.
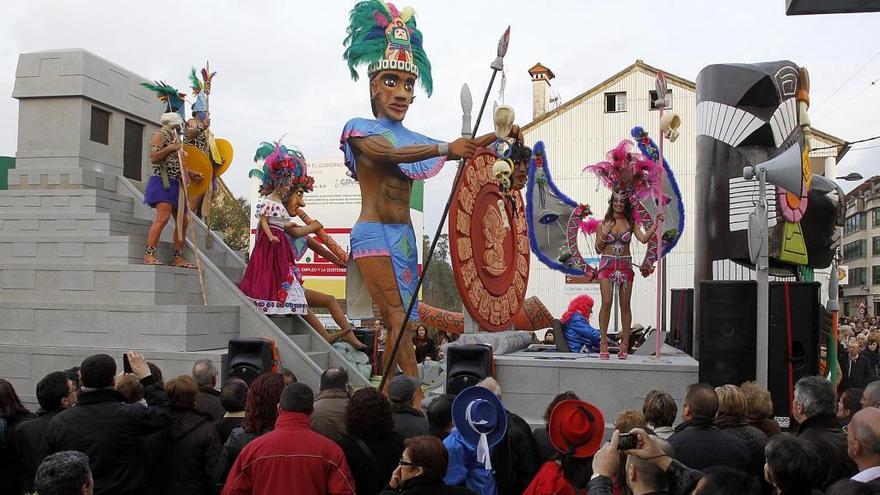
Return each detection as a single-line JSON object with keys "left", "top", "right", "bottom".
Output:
{"left": 371, "top": 69, "right": 416, "bottom": 122}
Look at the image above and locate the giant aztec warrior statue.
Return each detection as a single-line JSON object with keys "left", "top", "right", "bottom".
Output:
{"left": 340, "top": 0, "right": 522, "bottom": 396}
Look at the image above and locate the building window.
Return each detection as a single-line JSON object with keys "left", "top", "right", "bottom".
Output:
{"left": 605, "top": 92, "right": 627, "bottom": 113}
{"left": 850, "top": 267, "right": 867, "bottom": 286}
{"left": 90, "top": 106, "right": 111, "bottom": 145}
{"left": 844, "top": 212, "right": 867, "bottom": 236}
{"left": 874, "top": 266, "right": 880, "bottom": 285}
{"left": 123, "top": 119, "right": 144, "bottom": 181}
{"left": 873, "top": 208, "right": 880, "bottom": 227}
{"left": 843, "top": 239, "right": 867, "bottom": 262}
{"left": 874, "top": 236, "right": 880, "bottom": 256}
{"left": 649, "top": 89, "right": 673, "bottom": 110}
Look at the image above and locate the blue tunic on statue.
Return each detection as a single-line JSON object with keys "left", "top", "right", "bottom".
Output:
{"left": 564, "top": 313, "right": 601, "bottom": 353}
{"left": 339, "top": 117, "right": 448, "bottom": 320}
{"left": 339, "top": 117, "right": 447, "bottom": 180}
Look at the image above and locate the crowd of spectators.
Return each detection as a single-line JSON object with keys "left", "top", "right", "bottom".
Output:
{"left": 2, "top": 349, "right": 880, "bottom": 495}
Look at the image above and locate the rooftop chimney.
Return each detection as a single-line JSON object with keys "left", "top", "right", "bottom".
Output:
{"left": 528, "top": 62, "right": 556, "bottom": 120}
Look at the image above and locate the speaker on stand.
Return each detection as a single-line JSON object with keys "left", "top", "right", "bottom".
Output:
{"left": 445, "top": 344, "right": 494, "bottom": 396}
{"left": 227, "top": 337, "right": 277, "bottom": 385}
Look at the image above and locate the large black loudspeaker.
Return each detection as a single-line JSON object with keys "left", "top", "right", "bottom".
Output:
{"left": 446, "top": 344, "right": 494, "bottom": 395}
{"left": 767, "top": 282, "right": 820, "bottom": 420}
{"left": 228, "top": 338, "right": 276, "bottom": 385}
{"left": 699, "top": 281, "right": 757, "bottom": 387}
{"left": 699, "top": 281, "right": 820, "bottom": 422}
{"left": 668, "top": 288, "right": 694, "bottom": 355}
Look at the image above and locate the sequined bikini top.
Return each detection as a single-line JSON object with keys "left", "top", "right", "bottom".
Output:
{"left": 603, "top": 223, "right": 633, "bottom": 256}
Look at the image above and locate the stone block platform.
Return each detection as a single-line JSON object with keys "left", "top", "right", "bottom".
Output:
{"left": 494, "top": 346, "right": 699, "bottom": 425}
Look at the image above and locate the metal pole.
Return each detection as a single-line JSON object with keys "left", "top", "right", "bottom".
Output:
{"left": 613, "top": 281, "right": 620, "bottom": 336}
{"left": 756, "top": 169, "right": 770, "bottom": 386}
{"left": 654, "top": 106, "right": 665, "bottom": 357}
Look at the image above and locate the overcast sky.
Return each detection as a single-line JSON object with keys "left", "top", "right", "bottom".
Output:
{"left": 2, "top": 1, "right": 878, "bottom": 233}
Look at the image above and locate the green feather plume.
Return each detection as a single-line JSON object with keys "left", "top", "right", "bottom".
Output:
{"left": 342, "top": 0, "right": 433, "bottom": 96}
{"left": 253, "top": 141, "right": 278, "bottom": 162}
{"left": 189, "top": 68, "right": 202, "bottom": 92}
{"left": 140, "top": 81, "right": 179, "bottom": 100}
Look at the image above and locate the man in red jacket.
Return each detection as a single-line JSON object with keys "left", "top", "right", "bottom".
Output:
{"left": 221, "top": 383, "right": 355, "bottom": 495}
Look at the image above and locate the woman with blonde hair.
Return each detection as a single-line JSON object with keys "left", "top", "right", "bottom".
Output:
{"left": 715, "top": 384, "right": 768, "bottom": 477}
{"left": 739, "top": 381, "right": 781, "bottom": 438}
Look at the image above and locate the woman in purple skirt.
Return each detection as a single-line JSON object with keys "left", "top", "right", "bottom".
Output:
{"left": 144, "top": 111, "right": 196, "bottom": 268}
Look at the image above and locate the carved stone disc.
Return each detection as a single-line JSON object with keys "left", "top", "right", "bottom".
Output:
{"left": 449, "top": 149, "right": 529, "bottom": 331}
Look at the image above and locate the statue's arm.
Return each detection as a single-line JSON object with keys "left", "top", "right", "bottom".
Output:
{"left": 348, "top": 135, "right": 442, "bottom": 165}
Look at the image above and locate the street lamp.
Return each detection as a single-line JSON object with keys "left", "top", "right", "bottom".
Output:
{"left": 825, "top": 170, "right": 863, "bottom": 389}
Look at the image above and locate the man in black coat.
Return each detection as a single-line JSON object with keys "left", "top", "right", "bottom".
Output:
{"left": 478, "top": 378, "right": 540, "bottom": 495}
{"left": 839, "top": 341, "right": 876, "bottom": 392}
{"left": 192, "top": 359, "right": 225, "bottom": 422}
{"left": 14, "top": 371, "right": 79, "bottom": 493}
{"left": 38, "top": 352, "right": 172, "bottom": 495}
{"left": 389, "top": 375, "right": 429, "bottom": 440}
{"left": 793, "top": 375, "right": 858, "bottom": 488}
{"left": 667, "top": 383, "right": 751, "bottom": 472}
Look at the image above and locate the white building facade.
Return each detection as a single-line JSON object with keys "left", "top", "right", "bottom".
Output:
{"left": 522, "top": 60, "right": 847, "bottom": 327}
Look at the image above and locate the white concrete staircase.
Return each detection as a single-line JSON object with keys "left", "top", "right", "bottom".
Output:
{"left": 0, "top": 180, "right": 369, "bottom": 406}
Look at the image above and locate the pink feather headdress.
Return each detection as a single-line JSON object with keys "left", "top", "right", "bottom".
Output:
{"left": 583, "top": 140, "right": 661, "bottom": 204}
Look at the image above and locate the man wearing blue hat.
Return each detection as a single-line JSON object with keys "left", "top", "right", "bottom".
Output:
{"left": 443, "top": 386, "right": 508, "bottom": 495}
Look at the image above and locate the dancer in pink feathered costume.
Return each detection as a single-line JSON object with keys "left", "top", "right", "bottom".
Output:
{"left": 584, "top": 141, "right": 664, "bottom": 360}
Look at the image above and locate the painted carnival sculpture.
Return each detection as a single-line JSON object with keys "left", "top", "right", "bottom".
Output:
{"left": 339, "top": 0, "right": 520, "bottom": 394}
{"left": 694, "top": 61, "right": 842, "bottom": 281}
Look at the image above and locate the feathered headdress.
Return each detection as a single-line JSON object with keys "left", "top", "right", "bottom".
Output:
{"left": 141, "top": 81, "right": 186, "bottom": 117}
{"left": 343, "top": 0, "right": 433, "bottom": 96}
{"left": 253, "top": 141, "right": 314, "bottom": 195}
{"left": 189, "top": 66, "right": 216, "bottom": 114}
{"left": 583, "top": 140, "right": 660, "bottom": 204}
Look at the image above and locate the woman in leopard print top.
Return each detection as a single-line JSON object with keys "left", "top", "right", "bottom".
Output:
{"left": 143, "top": 113, "right": 196, "bottom": 268}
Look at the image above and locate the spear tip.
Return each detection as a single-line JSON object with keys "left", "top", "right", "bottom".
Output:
{"left": 460, "top": 83, "right": 473, "bottom": 114}
{"left": 497, "top": 26, "right": 511, "bottom": 58}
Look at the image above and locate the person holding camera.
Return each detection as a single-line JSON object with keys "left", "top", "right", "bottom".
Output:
{"left": 588, "top": 430, "right": 676, "bottom": 495}
{"left": 38, "top": 352, "right": 172, "bottom": 495}
{"left": 590, "top": 428, "right": 764, "bottom": 495}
